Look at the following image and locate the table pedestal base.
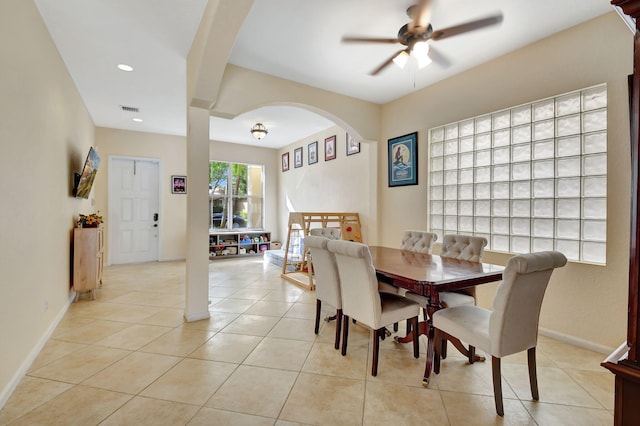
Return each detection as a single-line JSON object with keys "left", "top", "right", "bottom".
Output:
{"left": 394, "top": 320, "right": 485, "bottom": 385}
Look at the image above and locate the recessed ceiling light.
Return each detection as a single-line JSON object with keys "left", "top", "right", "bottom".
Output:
{"left": 117, "top": 64, "right": 133, "bottom": 72}
{"left": 132, "top": 118, "right": 143, "bottom": 122}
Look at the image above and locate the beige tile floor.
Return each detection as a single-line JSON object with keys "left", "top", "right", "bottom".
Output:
{"left": 0, "top": 258, "right": 614, "bottom": 425}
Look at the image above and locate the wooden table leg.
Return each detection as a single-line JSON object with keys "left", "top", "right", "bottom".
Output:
{"left": 422, "top": 323, "right": 435, "bottom": 386}
{"left": 392, "top": 291, "right": 485, "bottom": 385}
{"left": 394, "top": 321, "right": 428, "bottom": 343}
{"left": 447, "top": 337, "right": 485, "bottom": 363}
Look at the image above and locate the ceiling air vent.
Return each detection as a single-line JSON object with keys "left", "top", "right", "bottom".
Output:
{"left": 120, "top": 105, "right": 139, "bottom": 113}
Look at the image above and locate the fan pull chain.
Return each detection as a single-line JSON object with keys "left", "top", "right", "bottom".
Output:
{"left": 413, "top": 66, "right": 416, "bottom": 89}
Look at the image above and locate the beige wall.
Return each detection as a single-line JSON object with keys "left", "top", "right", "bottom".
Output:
{"left": 378, "top": 12, "right": 633, "bottom": 351}
{"left": 277, "top": 125, "right": 378, "bottom": 244}
{"left": 94, "top": 128, "right": 187, "bottom": 263}
{"left": 0, "top": 0, "right": 96, "bottom": 404}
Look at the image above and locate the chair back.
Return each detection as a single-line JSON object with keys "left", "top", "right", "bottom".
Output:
{"left": 490, "top": 251, "right": 567, "bottom": 357}
{"left": 327, "top": 240, "right": 380, "bottom": 327}
{"left": 401, "top": 230, "right": 437, "bottom": 253}
{"left": 309, "top": 227, "right": 341, "bottom": 240}
{"left": 440, "top": 234, "right": 487, "bottom": 262}
{"left": 304, "top": 236, "right": 341, "bottom": 308}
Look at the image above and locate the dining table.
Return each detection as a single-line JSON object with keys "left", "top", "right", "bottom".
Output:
{"left": 368, "top": 246, "right": 504, "bottom": 385}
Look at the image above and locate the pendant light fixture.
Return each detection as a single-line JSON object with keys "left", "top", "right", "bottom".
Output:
{"left": 250, "top": 122, "right": 268, "bottom": 140}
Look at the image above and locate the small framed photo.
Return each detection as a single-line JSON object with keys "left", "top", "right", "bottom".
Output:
{"left": 346, "top": 133, "right": 360, "bottom": 156}
{"left": 171, "top": 175, "right": 187, "bottom": 194}
{"left": 324, "top": 135, "right": 336, "bottom": 161}
{"left": 388, "top": 132, "right": 418, "bottom": 187}
{"left": 294, "top": 147, "right": 303, "bottom": 168}
{"left": 308, "top": 141, "right": 318, "bottom": 165}
{"left": 282, "top": 152, "right": 290, "bottom": 172}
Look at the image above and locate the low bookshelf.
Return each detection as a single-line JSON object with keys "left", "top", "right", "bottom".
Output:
{"left": 209, "top": 231, "right": 271, "bottom": 259}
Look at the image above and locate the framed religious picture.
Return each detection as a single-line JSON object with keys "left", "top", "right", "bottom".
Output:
{"left": 171, "top": 175, "right": 187, "bottom": 194}
{"left": 308, "top": 141, "right": 318, "bottom": 165}
{"left": 282, "top": 152, "right": 290, "bottom": 172}
{"left": 346, "top": 133, "right": 360, "bottom": 156}
{"left": 294, "top": 147, "right": 303, "bottom": 168}
{"left": 388, "top": 132, "right": 418, "bottom": 187}
{"left": 324, "top": 135, "right": 336, "bottom": 161}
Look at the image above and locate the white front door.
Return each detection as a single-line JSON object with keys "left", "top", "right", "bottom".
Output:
{"left": 109, "top": 157, "right": 160, "bottom": 264}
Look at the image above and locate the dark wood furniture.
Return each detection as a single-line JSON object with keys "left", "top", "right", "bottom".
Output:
{"left": 368, "top": 246, "right": 504, "bottom": 385}
{"left": 602, "top": 3, "right": 640, "bottom": 424}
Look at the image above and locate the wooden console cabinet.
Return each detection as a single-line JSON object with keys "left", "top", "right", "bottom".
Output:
{"left": 73, "top": 227, "right": 104, "bottom": 301}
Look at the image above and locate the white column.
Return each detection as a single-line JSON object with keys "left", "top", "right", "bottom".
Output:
{"left": 184, "top": 105, "right": 210, "bottom": 322}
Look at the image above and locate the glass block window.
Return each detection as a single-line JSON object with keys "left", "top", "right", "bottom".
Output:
{"left": 428, "top": 84, "right": 607, "bottom": 264}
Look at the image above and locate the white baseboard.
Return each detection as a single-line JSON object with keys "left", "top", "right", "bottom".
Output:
{"left": 159, "top": 256, "right": 186, "bottom": 262}
{"left": 0, "top": 292, "right": 76, "bottom": 409}
{"left": 539, "top": 327, "right": 614, "bottom": 355}
{"left": 184, "top": 310, "right": 210, "bottom": 322}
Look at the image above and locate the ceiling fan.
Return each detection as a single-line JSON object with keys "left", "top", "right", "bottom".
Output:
{"left": 342, "top": 0, "right": 503, "bottom": 75}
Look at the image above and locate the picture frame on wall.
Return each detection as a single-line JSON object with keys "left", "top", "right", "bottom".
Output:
{"left": 324, "top": 135, "right": 336, "bottom": 161}
{"left": 388, "top": 132, "right": 418, "bottom": 187}
{"left": 294, "top": 147, "right": 303, "bottom": 168}
{"left": 346, "top": 133, "right": 361, "bottom": 156}
{"left": 282, "top": 152, "right": 290, "bottom": 172}
{"left": 308, "top": 141, "right": 318, "bottom": 165}
{"left": 171, "top": 175, "right": 187, "bottom": 194}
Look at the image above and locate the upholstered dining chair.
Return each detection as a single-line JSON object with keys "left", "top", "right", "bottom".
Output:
{"left": 401, "top": 230, "right": 437, "bottom": 253}
{"left": 395, "top": 230, "right": 437, "bottom": 331}
{"left": 327, "top": 239, "right": 421, "bottom": 376}
{"left": 437, "top": 234, "right": 489, "bottom": 308}
{"left": 400, "top": 233, "right": 486, "bottom": 338}
{"left": 437, "top": 234, "right": 490, "bottom": 357}
{"left": 304, "top": 235, "right": 342, "bottom": 350}
{"left": 432, "top": 251, "right": 567, "bottom": 416}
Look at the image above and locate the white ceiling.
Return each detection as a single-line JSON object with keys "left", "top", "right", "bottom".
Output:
{"left": 34, "top": 0, "right": 617, "bottom": 149}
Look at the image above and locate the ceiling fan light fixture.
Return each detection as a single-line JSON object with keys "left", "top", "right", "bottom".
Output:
{"left": 393, "top": 50, "right": 410, "bottom": 69}
{"left": 412, "top": 41, "right": 432, "bottom": 69}
{"left": 250, "top": 122, "right": 268, "bottom": 140}
{"left": 412, "top": 41, "right": 430, "bottom": 56}
{"left": 416, "top": 54, "right": 433, "bottom": 69}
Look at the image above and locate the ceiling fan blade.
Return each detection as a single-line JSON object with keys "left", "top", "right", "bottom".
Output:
{"left": 408, "top": 0, "right": 433, "bottom": 33}
{"left": 370, "top": 49, "right": 407, "bottom": 76}
{"left": 342, "top": 36, "right": 400, "bottom": 44}
{"left": 431, "top": 13, "right": 503, "bottom": 41}
{"left": 427, "top": 45, "right": 450, "bottom": 68}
